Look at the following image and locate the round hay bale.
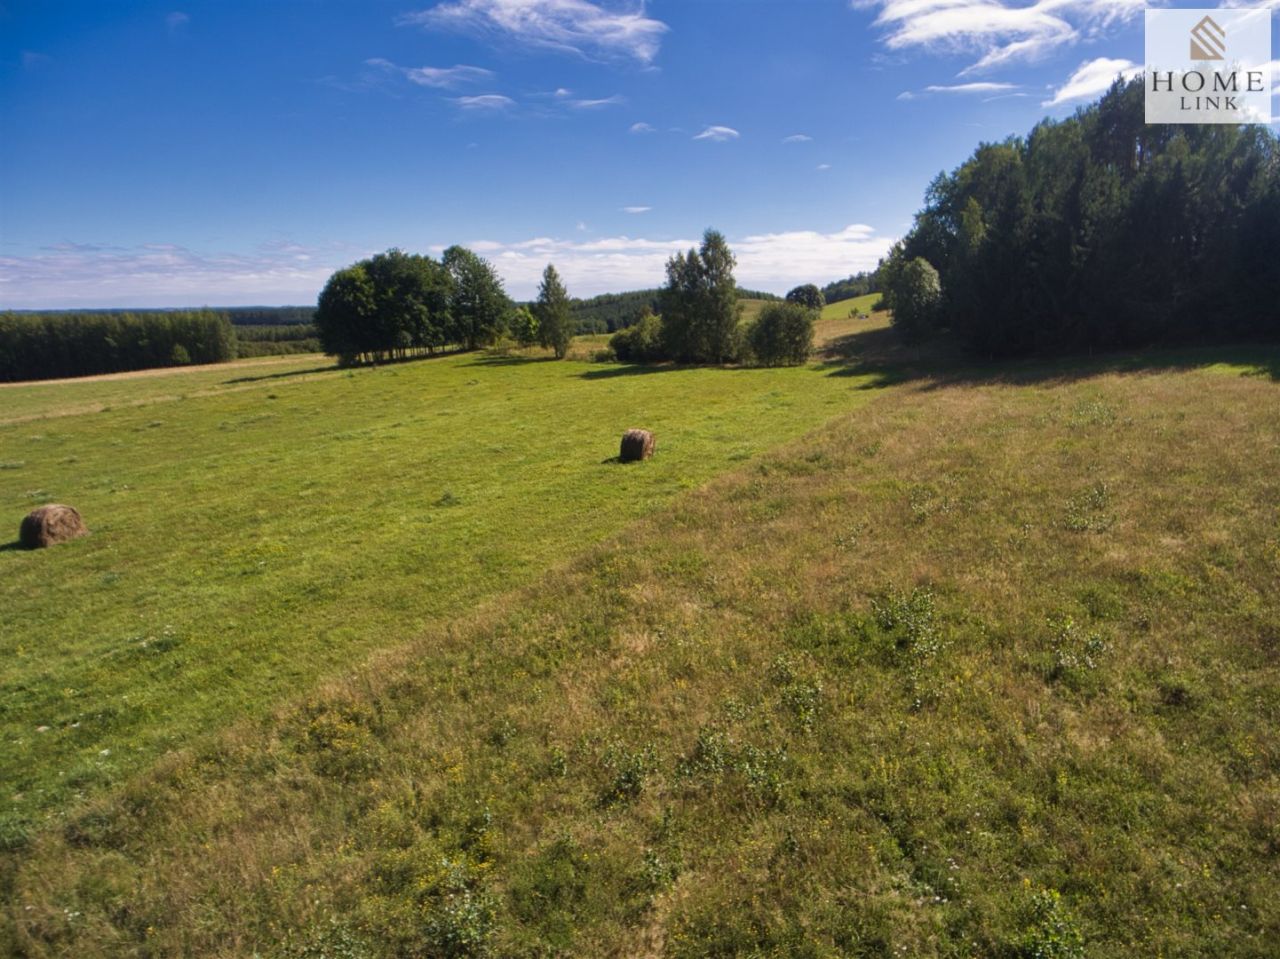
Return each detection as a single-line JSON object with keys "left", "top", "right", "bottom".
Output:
{"left": 619, "top": 428, "right": 656, "bottom": 463}
{"left": 19, "top": 504, "right": 89, "bottom": 549}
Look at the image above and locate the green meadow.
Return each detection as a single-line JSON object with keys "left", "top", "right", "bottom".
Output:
{"left": 0, "top": 348, "right": 880, "bottom": 831}
{"left": 3, "top": 330, "right": 1280, "bottom": 957}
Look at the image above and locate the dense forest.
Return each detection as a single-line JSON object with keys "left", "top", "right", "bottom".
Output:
{"left": 224, "top": 306, "right": 315, "bottom": 326}
{"left": 0, "top": 310, "right": 237, "bottom": 381}
{"left": 233, "top": 324, "right": 321, "bottom": 357}
{"left": 883, "top": 77, "right": 1280, "bottom": 355}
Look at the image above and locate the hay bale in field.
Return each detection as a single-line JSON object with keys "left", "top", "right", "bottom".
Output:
{"left": 19, "top": 504, "right": 89, "bottom": 549}
{"left": 620, "top": 428, "right": 656, "bottom": 463}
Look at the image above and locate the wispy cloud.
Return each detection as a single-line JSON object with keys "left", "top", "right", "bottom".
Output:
{"left": 0, "top": 226, "right": 898, "bottom": 306}
{"left": 21, "top": 50, "right": 51, "bottom": 69}
{"left": 620, "top": 205, "right": 651, "bottom": 214}
{"left": 165, "top": 11, "right": 189, "bottom": 31}
{"left": 452, "top": 93, "right": 517, "bottom": 110}
{"left": 853, "top": 1, "right": 1146, "bottom": 74}
{"left": 816, "top": 164, "right": 832, "bottom": 171}
{"left": 568, "top": 94, "right": 626, "bottom": 109}
{"left": 898, "top": 81, "right": 1018, "bottom": 100}
{"left": 0, "top": 242, "right": 349, "bottom": 309}
{"left": 693, "top": 125, "right": 739, "bottom": 142}
{"left": 366, "top": 58, "right": 496, "bottom": 88}
{"left": 629, "top": 121, "right": 655, "bottom": 133}
{"left": 782, "top": 134, "right": 812, "bottom": 143}
{"left": 400, "top": 0, "right": 669, "bottom": 65}
{"left": 1043, "top": 57, "right": 1139, "bottom": 107}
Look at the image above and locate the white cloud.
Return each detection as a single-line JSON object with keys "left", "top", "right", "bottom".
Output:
{"left": 693, "top": 125, "right": 740, "bottom": 141}
{"left": 1262, "top": 60, "right": 1280, "bottom": 96}
{"left": 621, "top": 206, "right": 651, "bottom": 213}
{"left": 554, "top": 87, "right": 573, "bottom": 97}
{"left": 568, "top": 94, "right": 626, "bottom": 109}
{"left": 0, "top": 226, "right": 898, "bottom": 305}
{"left": 782, "top": 133, "right": 813, "bottom": 143}
{"left": 853, "top": 1, "right": 1146, "bottom": 74}
{"left": 629, "top": 121, "right": 656, "bottom": 133}
{"left": 166, "top": 11, "right": 189, "bottom": 30}
{"left": 367, "top": 58, "right": 496, "bottom": 88}
{"left": 445, "top": 224, "right": 894, "bottom": 298}
{"left": 400, "top": 0, "right": 669, "bottom": 64}
{"left": 816, "top": 164, "right": 832, "bottom": 171}
{"left": 1043, "top": 57, "right": 1140, "bottom": 107}
{"left": 899, "top": 81, "right": 1018, "bottom": 99}
{"left": 452, "top": 94, "right": 516, "bottom": 110}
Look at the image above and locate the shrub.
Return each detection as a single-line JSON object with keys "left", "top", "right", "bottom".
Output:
{"left": 609, "top": 309, "right": 666, "bottom": 362}
{"left": 879, "top": 244, "right": 943, "bottom": 342}
{"left": 747, "top": 302, "right": 815, "bottom": 367}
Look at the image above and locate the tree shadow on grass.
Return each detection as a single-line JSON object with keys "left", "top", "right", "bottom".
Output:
{"left": 222, "top": 364, "right": 339, "bottom": 385}
{"left": 821, "top": 322, "right": 1280, "bottom": 390}
{"left": 465, "top": 354, "right": 562, "bottom": 368}
{"left": 578, "top": 363, "right": 688, "bottom": 381}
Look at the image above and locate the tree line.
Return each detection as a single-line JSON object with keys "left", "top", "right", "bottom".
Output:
{"left": 0, "top": 310, "right": 237, "bottom": 382}
{"left": 821, "top": 270, "right": 880, "bottom": 305}
{"left": 880, "top": 77, "right": 1280, "bottom": 355}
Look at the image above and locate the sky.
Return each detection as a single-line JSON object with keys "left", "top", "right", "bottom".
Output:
{"left": 0, "top": 0, "right": 1277, "bottom": 308}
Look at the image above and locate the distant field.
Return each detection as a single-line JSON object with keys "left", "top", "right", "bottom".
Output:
{"left": 0, "top": 346, "right": 883, "bottom": 831}
{"left": 820, "top": 291, "right": 881, "bottom": 321}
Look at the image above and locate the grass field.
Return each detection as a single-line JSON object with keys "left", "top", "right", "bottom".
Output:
{"left": 3, "top": 327, "right": 1279, "bottom": 957}
{"left": 0, "top": 346, "right": 884, "bottom": 834}
{"left": 821, "top": 292, "right": 881, "bottom": 321}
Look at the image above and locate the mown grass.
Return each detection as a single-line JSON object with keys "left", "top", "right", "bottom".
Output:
{"left": 0, "top": 347, "right": 884, "bottom": 836}
{"left": 0, "top": 352, "right": 334, "bottom": 425}
{"left": 4, "top": 328, "right": 1277, "bottom": 957}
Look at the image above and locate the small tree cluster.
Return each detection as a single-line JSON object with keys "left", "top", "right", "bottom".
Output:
{"left": 748, "top": 302, "right": 815, "bottom": 366}
{"left": 784, "top": 284, "right": 825, "bottom": 311}
{"left": 315, "top": 248, "right": 512, "bottom": 365}
{"left": 659, "top": 229, "right": 743, "bottom": 363}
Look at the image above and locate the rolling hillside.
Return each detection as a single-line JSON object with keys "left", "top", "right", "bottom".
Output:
{"left": 3, "top": 326, "right": 1278, "bottom": 957}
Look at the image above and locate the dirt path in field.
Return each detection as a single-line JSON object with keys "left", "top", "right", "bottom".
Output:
{"left": 0, "top": 353, "right": 324, "bottom": 389}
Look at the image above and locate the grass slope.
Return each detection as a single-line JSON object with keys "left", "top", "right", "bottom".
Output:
{"left": 0, "top": 348, "right": 882, "bottom": 831}
{"left": 821, "top": 292, "right": 881, "bottom": 321}
{"left": 5, "top": 330, "right": 1278, "bottom": 957}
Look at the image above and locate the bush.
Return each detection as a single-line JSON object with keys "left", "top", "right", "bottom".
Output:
{"left": 609, "top": 310, "right": 666, "bottom": 362}
{"left": 747, "top": 302, "right": 814, "bottom": 366}
{"left": 882, "top": 253, "right": 941, "bottom": 343}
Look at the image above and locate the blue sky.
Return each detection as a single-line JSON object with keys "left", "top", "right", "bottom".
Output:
{"left": 1, "top": 0, "right": 1276, "bottom": 307}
